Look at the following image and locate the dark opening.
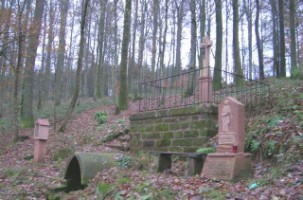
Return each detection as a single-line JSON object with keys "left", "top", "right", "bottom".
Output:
{"left": 64, "top": 156, "right": 85, "bottom": 191}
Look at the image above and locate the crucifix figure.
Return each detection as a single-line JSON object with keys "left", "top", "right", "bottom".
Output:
{"left": 200, "top": 36, "right": 213, "bottom": 78}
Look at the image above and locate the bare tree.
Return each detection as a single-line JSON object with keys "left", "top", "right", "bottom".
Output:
{"left": 255, "top": 0, "right": 264, "bottom": 79}
{"left": 290, "top": 0, "right": 298, "bottom": 78}
{"left": 278, "top": 0, "right": 286, "bottom": 77}
{"left": 21, "top": 0, "right": 45, "bottom": 127}
{"left": 58, "top": 0, "right": 90, "bottom": 132}
{"left": 54, "top": 0, "right": 69, "bottom": 106}
{"left": 232, "top": 0, "right": 244, "bottom": 86}
{"left": 118, "top": 0, "right": 132, "bottom": 112}
{"left": 213, "top": 0, "right": 223, "bottom": 90}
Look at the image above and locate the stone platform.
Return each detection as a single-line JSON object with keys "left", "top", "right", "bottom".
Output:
{"left": 201, "top": 152, "right": 253, "bottom": 180}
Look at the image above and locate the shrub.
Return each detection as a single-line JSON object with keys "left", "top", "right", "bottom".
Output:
{"left": 117, "top": 155, "right": 132, "bottom": 169}
{"left": 94, "top": 111, "right": 108, "bottom": 125}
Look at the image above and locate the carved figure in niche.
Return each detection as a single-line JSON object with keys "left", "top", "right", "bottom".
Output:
{"left": 222, "top": 100, "right": 232, "bottom": 132}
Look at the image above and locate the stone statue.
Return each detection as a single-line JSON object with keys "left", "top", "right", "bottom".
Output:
{"left": 221, "top": 99, "right": 232, "bottom": 132}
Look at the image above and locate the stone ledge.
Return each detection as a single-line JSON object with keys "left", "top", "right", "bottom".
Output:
{"left": 130, "top": 104, "right": 217, "bottom": 121}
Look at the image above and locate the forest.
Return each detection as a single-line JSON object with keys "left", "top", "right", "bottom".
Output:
{"left": 0, "top": 0, "right": 303, "bottom": 138}
{"left": 0, "top": 0, "right": 303, "bottom": 199}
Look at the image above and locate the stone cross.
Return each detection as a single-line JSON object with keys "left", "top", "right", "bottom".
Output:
{"left": 200, "top": 36, "right": 213, "bottom": 78}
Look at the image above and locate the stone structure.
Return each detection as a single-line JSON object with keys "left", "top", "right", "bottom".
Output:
{"left": 201, "top": 97, "right": 253, "bottom": 180}
{"left": 129, "top": 105, "right": 217, "bottom": 152}
{"left": 33, "top": 119, "right": 50, "bottom": 162}
{"left": 199, "top": 36, "right": 213, "bottom": 103}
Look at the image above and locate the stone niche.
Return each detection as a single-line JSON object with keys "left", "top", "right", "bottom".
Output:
{"left": 129, "top": 104, "right": 217, "bottom": 152}
{"left": 201, "top": 97, "right": 253, "bottom": 180}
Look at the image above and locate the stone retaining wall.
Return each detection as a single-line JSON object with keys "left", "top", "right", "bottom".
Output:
{"left": 129, "top": 105, "right": 218, "bottom": 152}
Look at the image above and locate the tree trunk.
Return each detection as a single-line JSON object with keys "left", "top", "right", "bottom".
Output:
{"left": 54, "top": 0, "right": 69, "bottom": 106}
{"left": 129, "top": 0, "right": 138, "bottom": 94}
{"left": 199, "top": 0, "right": 206, "bottom": 70}
{"left": 188, "top": 0, "right": 197, "bottom": 95}
{"left": 159, "top": 0, "right": 169, "bottom": 76}
{"left": 290, "top": 0, "right": 298, "bottom": 78}
{"left": 151, "top": 0, "right": 159, "bottom": 74}
{"left": 174, "top": 0, "right": 185, "bottom": 74}
{"left": 14, "top": 1, "right": 26, "bottom": 141}
{"left": 37, "top": 7, "right": 48, "bottom": 110}
{"left": 137, "top": 0, "right": 147, "bottom": 82}
{"left": 243, "top": 0, "right": 253, "bottom": 80}
{"left": 278, "top": 0, "right": 286, "bottom": 77}
{"left": 58, "top": 0, "right": 89, "bottom": 132}
{"left": 255, "top": 0, "right": 264, "bottom": 79}
{"left": 95, "top": 0, "right": 108, "bottom": 99}
{"left": 232, "top": 0, "right": 244, "bottom": 86}
{"left": 117, "top": 0, "right": 132, "bottom": 112}
{"left": 213, "top": 0, "right": 223, "bottom": 90}
{"left": 270, "top": 0, "right": 279, "bottom": 77}
{"left": 21, "top": 0, "right": 45, "bottom": 127}
{"left": 43, "top": 0, "right": 54, "bottom": 102}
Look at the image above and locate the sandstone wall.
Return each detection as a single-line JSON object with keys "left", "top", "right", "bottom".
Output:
{"left": 129, "top": 105, "right": 218, "bottom": 152}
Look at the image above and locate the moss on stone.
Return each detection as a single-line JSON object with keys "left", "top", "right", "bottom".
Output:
{"left": 157, "top": 138, "right": 171, "bottom": 147}
{"left": 146, "top": 133, "right": 161, "bottom": 139}
{"left": 174, "top": 131, "right": 184, "bottom": 138}
{"left": 156, "top": 124, "right": 169, "bottom": 131}
{"left": 184, "top": 130, "right": 199, "bottom": 138}
{"left": 169, "top": 123, "right": 180, "bottom": 130}
{"left": 192, "top": 138, "right": 207, "bottom": 146}
{"left": 181, "top": 123, "right": 190, "bottom": 129}
{"left": 172, "top": 139, "right": 193, "bottom": 146}
{"left": 142, "top": 140, "right": 155, "bottom": 148}
{"left": 162, "top": 132, "right": 174, "bottom": 139}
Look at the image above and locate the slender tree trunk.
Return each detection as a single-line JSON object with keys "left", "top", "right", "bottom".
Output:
{"left": 255, "top": 0, "right": 264, "bottom": 79}
{"left": 213, "top": 0, "right": 223, "bottom": 90}
{"left": 14, "top": 1, "right": 25, "bottom": 141}
{"left": 174, "top": 0, "right": 184, "bottom": 74}
{"left": 270, "top": 0, "right": 279, "bottom": 77}
{"left": 137, "top": 0, "right": 147, "bottom": 82}
{"left": 43, "top": 0, "right": 54, "bottom": 101}
{"left": 278, "top": 0, "right": 286, "bottom": 77}
{"left": 129, "top": 0, "right": 138, "bottom": 94}
{"left": 118, "top": 0, "right": 132, "bottom": 112}
{"left": 151, "top": 0, "right": 159, "bottom": 74}
{"left": 37, "top": 7, "right": 48, "bottom": 110}
{"left": 58, "top": 0, "right": 89, "bottom": 132}
{"left": 54, "top": 0, "right": 69, "bottom": 106}
{"left": 160, "top": 0, "right": 169, "bottom": 76}
{"left": 188, "top": 0, "right": 196, "bottom": 95}
{"left": 199, "top": 0, "right": 206, "bottom": 70}
{"left": 243, "top": 0, "right": 253, "bottom": 80}
{"left": 225, "top": 1, "right": 229, "bottom": 77}
{"left": 290, "top": 0, "right": 298, "bottom": 78}
{"left": 95, "top": 0, "right": 108, "bottom": 98}
{"left": 66, "top": 3, "right": 75, "bottom": 99}
{"left": 232, "top": 0, "right": 244, "bottom": 86}
{"left": 112, "top": 0, "right": 119, "bottom": 104}
{"left": 21, "top": 0, "right": 45, "bottom": 127}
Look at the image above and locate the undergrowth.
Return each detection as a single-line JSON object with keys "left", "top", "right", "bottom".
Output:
{"left": 245, "top": 78, "right": 303, "bottom": 163}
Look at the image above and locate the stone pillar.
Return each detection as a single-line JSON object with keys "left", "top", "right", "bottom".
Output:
{"left": 33, "top": 119, "right": 50, "bottom": 163}
{"left": 199, "top": 36, "right": 213, "bottom": 103}
{"left": 201, "top": 97, "right": 253, "bottom": 180}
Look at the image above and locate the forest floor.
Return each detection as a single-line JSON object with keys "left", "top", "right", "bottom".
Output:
{"left": 0, "top": 78, "right": 303, "bottom": 200}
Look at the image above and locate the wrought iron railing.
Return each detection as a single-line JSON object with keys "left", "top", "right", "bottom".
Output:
{"left": 138, "top": 67, "right": 270, "bottom": 115}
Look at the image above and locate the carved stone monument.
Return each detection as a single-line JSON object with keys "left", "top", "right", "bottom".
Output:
{"left": 199, "top": 36, "right": 213, "bottom": 103}
{"left": 201, "top": 97, "right": 253, "bottom": 180}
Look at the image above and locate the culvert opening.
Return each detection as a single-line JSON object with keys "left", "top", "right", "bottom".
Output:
{"left": 64, "top": 156, "right": 86, "bottom": 191}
